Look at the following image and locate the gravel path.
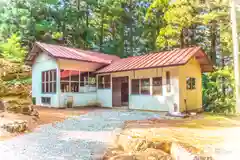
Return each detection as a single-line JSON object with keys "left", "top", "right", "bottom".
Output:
{"left": 0, "top": 110, "right": 161, "bottom": 160}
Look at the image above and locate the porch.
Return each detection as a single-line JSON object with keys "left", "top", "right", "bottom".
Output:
{"left": 40, "top": 58, "right": 100, "bottom": 108}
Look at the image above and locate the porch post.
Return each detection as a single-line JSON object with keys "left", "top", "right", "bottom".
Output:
{"left": 56, "top": 62, "right": 61, "bottom": 107}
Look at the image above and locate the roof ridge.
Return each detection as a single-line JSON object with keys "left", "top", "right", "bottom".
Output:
{"left": 117, "top": 46, "right": 200, "bottom": 61}
{"left": 96, "top": 46, "right": 209, "bottom": 73}
{"left": 36, "top": 41, "right": 119, "bottom": 58}
{"left": 65, "top": 47, "right": 111, "bottom": 64}
{"left": 26, "top": 41, "right": 120, "bottom": 65}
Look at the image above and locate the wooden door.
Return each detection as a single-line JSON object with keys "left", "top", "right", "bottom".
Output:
{"left": 112, "top": 78, "right": 121, "bottom": 106}
{"left": 121, "top": 77, "right": 129, "bottom": 105}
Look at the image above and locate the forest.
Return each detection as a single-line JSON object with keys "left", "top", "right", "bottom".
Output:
{"left": 0, "top": 0, "right": 238, "bottom": 113}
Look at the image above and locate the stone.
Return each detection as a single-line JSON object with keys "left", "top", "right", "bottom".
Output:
{"left": 117, "top": 134, "right": 154, "bottom": 152}
{"left": 0, "top": 100, "right": 5, "bottom": 111}
{"left": 21, "top": 105, "right": 32, "bottom": 115}
{"left": 108, "top": 153, "right": 138, "bottom": 160}
{"left": 143, "top": 148, "right": 173, "bottom": 160}
{"left": 170, "top": 142, "right": 213, "bottom": 160}
{"left": 107, "top": 149, "right": 173, "bottom": 160}
{"left": 103, "top": 148, "right": 125, "bottom": 160}
{"left": 31, "top": 109, "right": 39, "bottom": 118}
{"left": 152, "top": 141, "right": 172, "bottom": 153}
{"left": 2, "top": 120, "right": 27, "bottom": 133}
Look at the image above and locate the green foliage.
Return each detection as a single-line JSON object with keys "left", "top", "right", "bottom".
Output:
{"left": 155, "top": 0, "right": 231, "bottom": 65}
{"left": 5, "top": 77, "right": 32, "bottom": 86}
{"left": 203, "top": 67, "right": 236, "bottom": 114}
{"left": 0, "top": 34, "right": 27, "bottom": 62}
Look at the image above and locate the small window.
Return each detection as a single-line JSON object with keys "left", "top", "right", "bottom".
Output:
{"left": 131, "top": 79, "right": 140, "bottom": 94}
{"left": 141, "top": 79, "right": 150, "bottom": 95}
{"left": 152, "top": 77, "right": 162, "bottom": 95}
{"left": 186, "top": 77, "right": 196, "bottom": 90}
{"left": 42, "top": 69, "right": 57, "bottom": 93}
{"left": 105, "top": 75, "right": 111, "bottom": 88}
{"left": 88, "top": 74, "right": 96, "bottom": 87}
{"left": 61, "top": 82, "right": 70, "bottom": 92}
{"left": 80, "top": 72, "right": 88, "bottom": 86}
{"left": 199, "top": 0, "right": 205, "bottom": 4}
{"left": 166, "top": 71, "right": 171, "bottom": 92}
{"left": 98, "top": 75, "right": 111, "bottom": 89}
{"left": 131, "top": 78, "right": 150, "bottom": 95}
{"left": 41, "top": 97, "right": 51, "bottom": 105}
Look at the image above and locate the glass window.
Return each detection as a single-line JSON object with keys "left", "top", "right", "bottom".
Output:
{"left": 186, "top": 77, "right": 196, "bottom": 90}
{"left": 60, "top": 70, "right": 79, "bottom": 92}
{"left": 41, "top": 97, "right": 51, "bottom": 105}
{"left": 70, "top": 71, "right": 79, "bottom": 81}
{"left": 131, "top": 79, "right": 140, "bottom": 94}
{"left": 152, "top": 77, "right": 162, "bottom": 95}
{"left": 80, "top": 72, "right": 88, "bottom": 86}
{"left": 104, "top": 75, "right": 111, "bottom": 88}
{"left": 98, "top": 76, "right": 104, "bottom": 89}
{"left": 60, "top": 70, "right": 70, "bottom": 81}
{"left": 141, "top": 79, "right": 150, "bottom": 95}
{"left": 61, "top": 82, "right": 70, "bottom": 92}
{"left": 42, "top": 69, "right": 57, "bottom": 93}
{"left": 60, "top": 70, "right": 96, "bottom": 92}
{"left": 88, "top": 73, "right": 96, "bottom": 87}
{"left": 98, "top": 75, "right": 110, "bottom": 89}
{"left": 131, "top": 79, "right": 150, "bottom": 95}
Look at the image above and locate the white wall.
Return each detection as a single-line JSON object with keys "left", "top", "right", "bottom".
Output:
{"left": 96, "top": 89, "right": 112, "bottom": 107}
{"left": 97, "top": 67, "right": 180, "bottom": 112}
{"left": 129, "top": 76, "right": 179, "bottom": 112}
{"left": 32, "top": 52, "right": 59, "bottom": 107}
{"left": 60, "top": 91, "right": 97, "bottom": 107}
{"left": 96, "top": 74, "right": 112, "bottom": 107}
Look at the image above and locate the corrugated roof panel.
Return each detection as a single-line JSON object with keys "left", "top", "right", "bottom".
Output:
{"left": 96, "top": 46, "right": 211, "bottom": 73}
{"left": 26, "top": 42, "right": 120, "bottom": 65}
{"left": 164, "top": 48, "right": 189, "bottom": 65}
{"left": 142, "top": 51, "right": 167, "bottom": 68}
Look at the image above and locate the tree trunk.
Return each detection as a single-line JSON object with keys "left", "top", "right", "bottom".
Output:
{"left": 100, "top": 11, "right": 104, "bottom": 52}
{"left": 120, "top": 24, "right": 125, "bottom": 58}
{"left": 210, "top": 22, "right": 217, "bottom": 65}
{"left": 180, "top": 28, "right": 184, "bottom": 48}
{"left": 85, "top": 4, "right": 89, "bottom": 49}
{"left": 129, "top": 0, "right": 133, "bottom": 56}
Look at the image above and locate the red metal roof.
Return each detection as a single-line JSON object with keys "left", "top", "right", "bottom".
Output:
{"left": 96, "top": 47, "right": 213, "bottom": 73}
{"left": 26, "top": 42, "right": 120, "bottom": 65}
{"left": 60, "top": 70, "right": 79, "bottom": 78}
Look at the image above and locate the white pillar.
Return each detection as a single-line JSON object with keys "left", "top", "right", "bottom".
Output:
{"left": 230, "top": 0, "right": 240, "bottom": 112}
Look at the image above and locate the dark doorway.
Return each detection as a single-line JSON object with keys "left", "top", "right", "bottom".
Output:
{"left": 112, "top": 76, "right": 129, "bottom": 107}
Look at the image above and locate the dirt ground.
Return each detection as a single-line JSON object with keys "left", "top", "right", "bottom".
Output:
{"left": 113, "top": 113, "right": 240, "bottom": 158}
{"left": 0, "top": 106, "right": 95, "bottom": 140}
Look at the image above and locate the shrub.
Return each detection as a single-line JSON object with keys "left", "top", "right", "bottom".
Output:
{"left": 203, "top": 67, "right": 236, "bottom": 114}
{"left": 0, "top": 34, "right": 27, "bottom": 62}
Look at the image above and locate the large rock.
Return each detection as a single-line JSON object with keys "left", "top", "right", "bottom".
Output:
{"left": 108, "top": 153, "right": 137, "bottom": 160}
{"left": 116, "top": 134, "right": 154, "bottom": 152}
{"left": 1, "top": 120, "right": 27, "bottom": 133}
{"left": 142, "top": 148, "right": 173, "bottom": 160}
{"left": 106, "top": 149, "right": 173, "bottom": 160}
{"left": 103, "top": 148, "right": 125, "bottom": 160}
{"left": 171, "top": 142, "right": 213, "bottom": 160}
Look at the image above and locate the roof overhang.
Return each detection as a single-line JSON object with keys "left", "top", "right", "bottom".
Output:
{"left": 193, "top": 48, "right": 214, "bottom": 72}
{"left": 25, "top": 42, "right": 114, "bottom": 66}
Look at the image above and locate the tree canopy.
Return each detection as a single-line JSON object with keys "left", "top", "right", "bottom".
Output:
{"left": 0, "top": 0, "right": 237, "bottom": 65}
